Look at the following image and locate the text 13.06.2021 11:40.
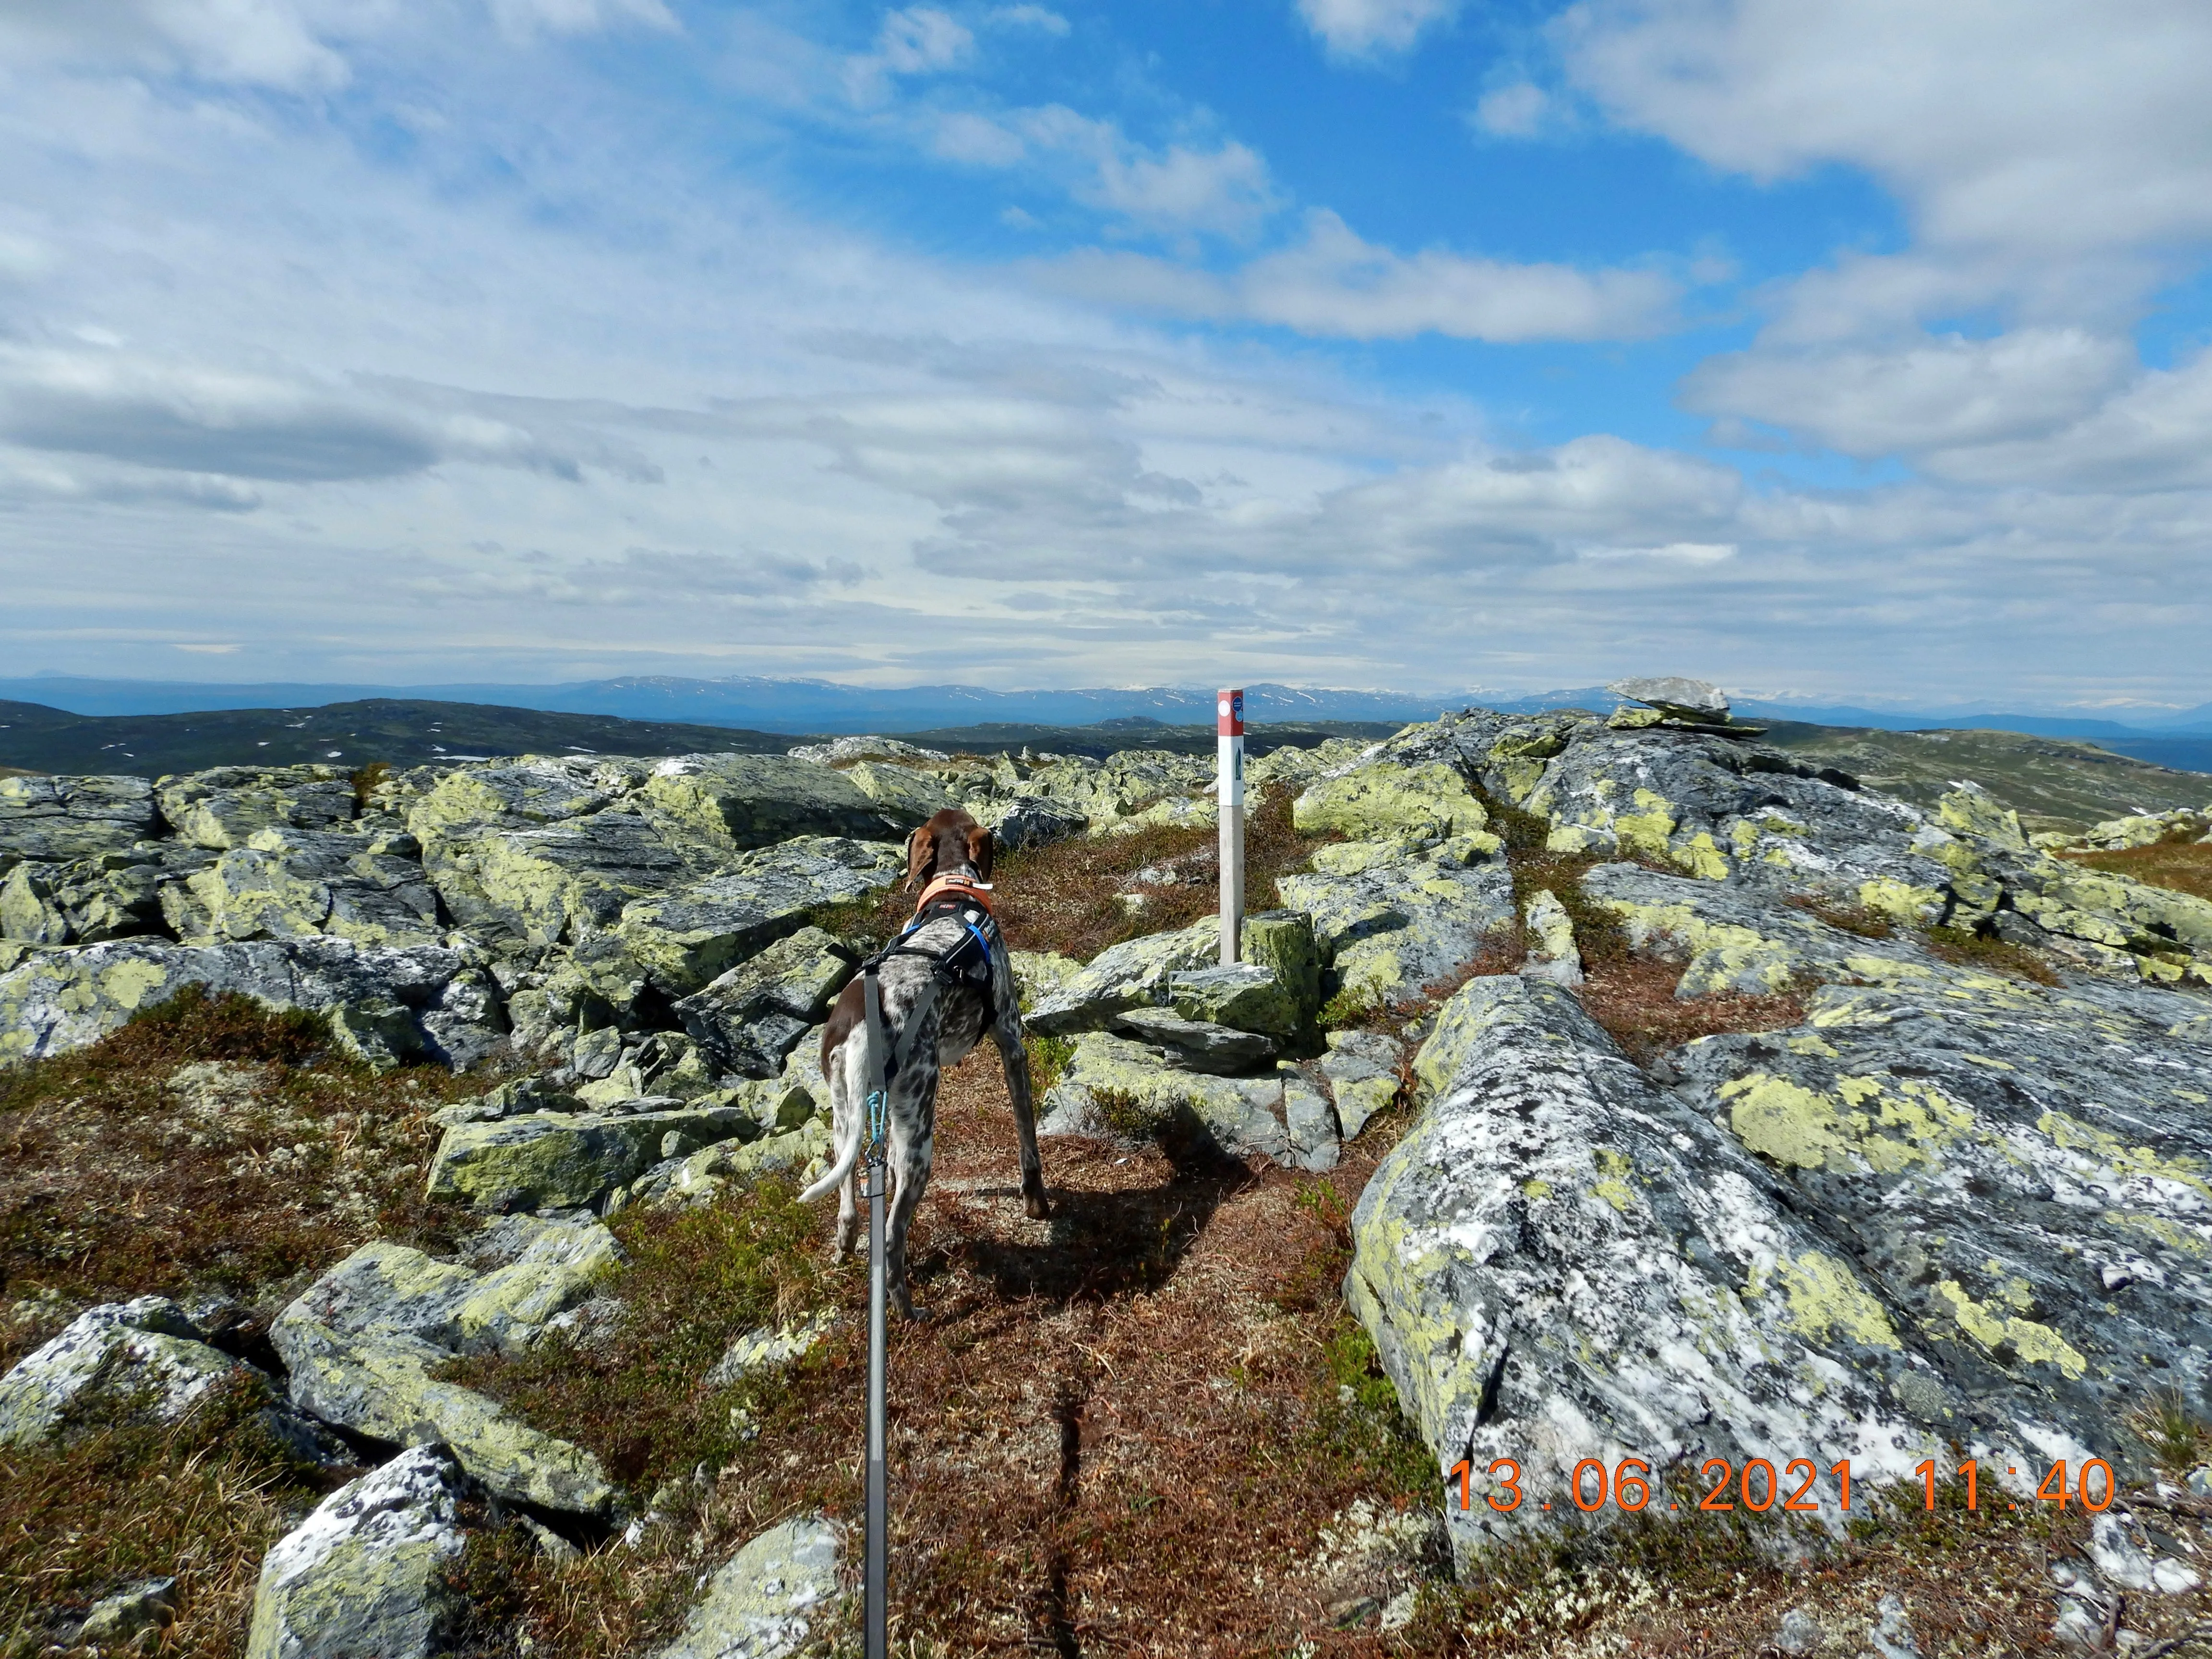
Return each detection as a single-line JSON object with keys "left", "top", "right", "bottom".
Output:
{"left": 1450, "top": 1457, "right": 2118, "bottom": 1515}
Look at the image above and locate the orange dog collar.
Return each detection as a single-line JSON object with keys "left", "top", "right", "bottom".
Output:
{"left": 913, "top": 872, "right": 997, "bottom": 918}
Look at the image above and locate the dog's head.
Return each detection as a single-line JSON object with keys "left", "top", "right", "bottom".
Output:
{"left": 904, "top": 807, "right": 994, "bottom": 892}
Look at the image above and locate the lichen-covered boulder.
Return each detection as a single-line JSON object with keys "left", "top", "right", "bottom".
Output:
{"left": 1317, "top": 1029, "right": 1400, "bottom": 1139}
{"left": 1581, "top": 861, "right": 1937, "bottom": 998}
{"left": 271, "top": 1312, "right": 614, "bottom": 1513}
{"left": 2073, "top": 807, "right": 2212, "bottom": 851}
{"left": 1276, "top": 837, "right": 1515, "bottom": 1010}
{"left": 650, "top": 1515, "right": 844, "bottom": 1659}
{"left": 1169, "top": 963, "right": 1298, "bottom": 1041}
{"left": 244, "top": 1445, "right": 469, "bottom": 1659}
{"left": 426, "top": 1103, "right": 754, "bottom": 1212}
{"left": 637, "top": 753, "right": 913, "bottom": 854}
{"left": 421, "top": 808, "right": 700, "bottom": 950}
{"left": 616, "top": 837, "right": 901, "bottom": 996}
{"left": 840, "top": 760, "right": 955, "bottom": 823}
{"left": 1673, "top": 957, "right": 2212, "bottom": 1444}
{"left": 406, "top": 755, "right": 647, "bottom": 841}
{"left": 156, "top": 766, "right": 358, "bottom": 850}
{"left": 1025, "top": 918, "right": 1221, "bottom": 1035}
{"left": 0, "top": 1297, "right": 254, "bottom": 1446}
{"left": 1, "top": 841, "right": 216, "bottom": 945}
{"left": 1607, "top": 675, "right": 1731, "bottom": 721}
{"left": 975, "top": 792, "right": 1089, "bottom": 849}
{"left": 1293, "top": 760, "right": 1493, "bottom": 844}
{"left": 0, "top": 936, "right": 499, "bottom": 1069}
{"left": 1112, "top": 1007, "right": 1278, "bottom": 1072}
{"left": 632, "top": 1115, "right": 835, "bottom": 1209}
{"left": 0, "top": 774, "right": 158, "bottom": 872}
{"left": 1037, "top": 1031, "right": 1296, "bottom": 1163}
{"left": 1350, "top": 976, "right": 1980, "bottom": 1568}
{"left": 675, "top": 927, "right": 858, "bottom": 1079}
{"left": 1241, "top": 909, "right": 1321, "bottom": 1026}
{"left": 1519, "top": 889, "right": 1582, "bottom": 985}
{"left": 1936, "top": 785, "right": 2212, "bottom": 983}
{"left": 177, "top": 827, "right": 444, "bottom": 950}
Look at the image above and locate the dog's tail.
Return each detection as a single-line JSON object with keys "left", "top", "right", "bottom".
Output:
{"left": 798, "top": 1034, "right": 866, "bottom": 1204}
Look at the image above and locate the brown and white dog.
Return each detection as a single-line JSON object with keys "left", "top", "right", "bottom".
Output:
{"left": 798, "top": 808, "right": 1050, "bottom": 1317}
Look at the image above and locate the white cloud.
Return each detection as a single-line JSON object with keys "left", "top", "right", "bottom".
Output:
{"left": 1915, "top": 345, "right": 2212, "bottom": 491}
{"left": 485, "top": 0, "right": 677, "bottom": 41}
{"left": 845, "top": 6, "right": 973, "bottom": 101}
{"left": 990, "top": 5, "right": 1069, "bottom": 35}
{"left": 1683, "top": 328, "right": 2137, "bottom": 458}
{"left": 1040, "top": 211, "right": 1679, "bottom": 343}
{"left": 1560, "top": 0, "right": 2212, "bottom": 258}
{"left": 1472, "top": 83, "right": 1553, "bottom": 139}
{"left": 922, "top": 106, "right": 1283, "bottom": 239}
{"left": 1296, "top": 0, "right": 1462, "bottom": 59}
{"left": 0, "top": 0, "right": 354, "bottom": 88}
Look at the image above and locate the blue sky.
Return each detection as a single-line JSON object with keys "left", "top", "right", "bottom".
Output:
{"left": 2, "top": 0, "right": 2210, "bottom": 708}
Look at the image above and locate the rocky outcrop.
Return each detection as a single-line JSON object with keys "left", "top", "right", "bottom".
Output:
{"left": 1350, "top": 977, "right": 1991, "bottom": 1567}
{"left": 0, "top": 1296, "right": 258, "bottom": 1445}
{"left": 1025, "top": 917, "right": 1222, "bottom": 1034}
{"left": 0, "top": 774, "right": 158, "bottom": 871}
{"left": 270, "top": 1226, "right": 620, "bottom": 1515}
{"left": 0, "top": 935, "right": 503, "bottom": 1069}
{"left": 245, "top": 1445, "right": 469, "bottom": 1659}
{"left": 1038, "top": 1030, "right": 1343, "bottom": 1170}
{"left": 426, "top": 1101, "right": 757, "bottom": 1213}
{"left": 615, "top": 838, "right": 900, "bottom": 996}
{"left": 1277, "top": 834, "right": 1515, "bottom": 1010}
{"left": 675, "top": 927, "right": 855, "bottom": 1079}
{"left": 157, "top": 765, "right": 359, "bottom": 850}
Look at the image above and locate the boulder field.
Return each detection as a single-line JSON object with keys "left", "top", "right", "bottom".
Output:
{"left": 5, "top": 700, "right": 2212, "bottom": 1648}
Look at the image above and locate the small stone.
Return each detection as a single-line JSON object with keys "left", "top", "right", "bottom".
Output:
{"left": 650, "top": 1515, "right": 843, "bottom": 1659}
{"left": 74, "top": 1578, "right": 178, "bottom": 1647}
{"left": 1775, "top": 1605, "right": 1822, "bottom": 1655}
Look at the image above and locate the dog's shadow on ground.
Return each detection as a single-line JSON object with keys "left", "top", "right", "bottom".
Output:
{"left": 928, "top": 1129, "right": 1260, "bottom": 1309}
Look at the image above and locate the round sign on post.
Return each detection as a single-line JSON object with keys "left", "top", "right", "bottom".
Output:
{"left": 1217, "top": 688, "right": 1245, "bottom": 966}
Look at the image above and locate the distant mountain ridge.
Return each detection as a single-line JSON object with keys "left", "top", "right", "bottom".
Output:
{"left": 4, "top": 673, "right": 2209, "bottom": 739}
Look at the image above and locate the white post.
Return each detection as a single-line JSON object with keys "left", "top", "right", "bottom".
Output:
{"left": 1217, "top": 687, "right": 1245, "bottom": 966}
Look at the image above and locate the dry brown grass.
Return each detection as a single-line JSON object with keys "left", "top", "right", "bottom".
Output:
{"left": 1577, "top": 956, "right": 1806, "bottom": 1067}
{"left": 0, "top": 986, "right": 486, "bottom": 1371}
{"left": 2064, "top": 838, "right": 2212, "bottom": 904}
{"left": 1924, "top": 925, "right": 2063, "bottom": 986}
{"left": 0, "top": 1371, "right": 337, "bottom": 1656}
{"left": 445, "top": 1048, "right": 1437, "bottom": 1659}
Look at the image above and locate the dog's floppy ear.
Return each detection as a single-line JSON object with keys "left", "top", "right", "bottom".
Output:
{"left": 965, "top": 822, "right": 994, "bottom": 882}
{"left": 903, "top": 823, "right": 935, "bottom": 892}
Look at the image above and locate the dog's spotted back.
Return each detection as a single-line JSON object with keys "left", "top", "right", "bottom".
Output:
{"left": 800, "top": 808, "right": 1050, "bottom": 1316}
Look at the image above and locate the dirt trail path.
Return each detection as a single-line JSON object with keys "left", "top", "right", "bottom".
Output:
{"left": 725, "top": 1045, "right": 1431, "bottom": 1658}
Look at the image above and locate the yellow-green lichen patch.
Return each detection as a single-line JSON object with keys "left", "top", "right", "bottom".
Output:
{"left": 1613, "top": 790, "right": 1677, "bottom": 860}
{"left": 96, "top": 957, "right": 170, "bottom": 1011}
{"left": 1786, "top": 1034, "right": 1840, "bottom": 1057}
{"left": 1720, "top": 1074, "right": 1855, "bottom": 1170}
{"left": 1521, "top": 1179, "right": 1552, "bottom": 1202}
{"left": 1292, "top": 761, "right": 1489, "bottom": 843}
{"left": 2103, "top": 1211, "right": 2209, "bottom": 1255}
{"left": 1857, "top": 878, "right": 1946, "bottom": 926}
{"left": 2037, "top": 1109, "right": 2212, "bottom": 1202}
{"left": 1675, "top": 832, "right": 1729, "bottom": 881}
{"left": 1589, "top": 1147, "right": 1636, "bottom": 1214}
{"left": 1777, "top": 1252, "right": 1900, "bottom": 1349}
{"left": 1930, "top": 1280, "right": 2088, "bottom": 1379}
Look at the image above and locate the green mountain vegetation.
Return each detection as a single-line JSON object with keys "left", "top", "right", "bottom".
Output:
{"left": 1759, "top": 720, "right": 2212, "bottom": 833}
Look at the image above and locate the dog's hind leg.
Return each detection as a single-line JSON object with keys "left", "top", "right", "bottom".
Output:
{"left": 992, "top": 1018, "right": 1051, "bottom": 1220}
{"left": 883, "top": 1073, "right": 940, "bottom": 1321}
{"left": 829, "top": 1040, "right": 864, "bottom": 1260}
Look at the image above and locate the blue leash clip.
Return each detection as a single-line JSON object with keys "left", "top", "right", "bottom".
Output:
{"left": 865, "top": 1087, "right": 888, "bottom": 1163}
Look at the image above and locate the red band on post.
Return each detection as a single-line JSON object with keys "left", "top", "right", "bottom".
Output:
{"left": 1216, "top": 687, "right": 1245, "bottom": 737}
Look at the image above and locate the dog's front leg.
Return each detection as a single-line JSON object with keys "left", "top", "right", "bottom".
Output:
{"left": 993, "top": 1020, "right": 1051, "bottom": 1220}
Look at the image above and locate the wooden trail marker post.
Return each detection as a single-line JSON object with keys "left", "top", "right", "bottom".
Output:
{"left": 1218, "top": 686, "right": 1245, "bottom": 966}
